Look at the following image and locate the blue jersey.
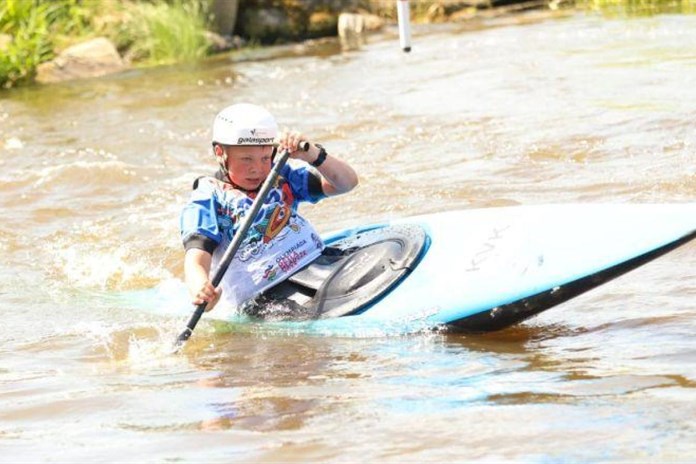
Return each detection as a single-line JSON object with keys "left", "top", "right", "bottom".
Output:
{"left": 180, "top": 165, "right": 326, "bottom": 311}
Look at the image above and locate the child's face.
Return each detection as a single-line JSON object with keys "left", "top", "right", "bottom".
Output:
{"left": 224, "top": 145, "right": 274, "bottom": 190}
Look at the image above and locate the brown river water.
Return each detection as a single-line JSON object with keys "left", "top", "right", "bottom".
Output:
{"left": 1, "top": 11, "right": 695, "bottom": 463}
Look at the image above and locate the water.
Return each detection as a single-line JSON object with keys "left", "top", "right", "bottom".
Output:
{"left": 1, "top": 11, "right": 695, "bottom": 462}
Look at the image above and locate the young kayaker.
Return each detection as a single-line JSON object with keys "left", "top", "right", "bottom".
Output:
{"left": 180, "top": 103, "right": 359, "bottom": 314}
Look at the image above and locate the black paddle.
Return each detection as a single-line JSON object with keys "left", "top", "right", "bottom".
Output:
{"left": 172, "top": 142, "right": 309, "bottom": 352}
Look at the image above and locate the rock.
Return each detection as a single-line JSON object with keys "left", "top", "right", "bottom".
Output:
{"left": 360, "top": 12, "right": 385, "bottom": 32}
{"left": 338, "top": 12, "right": 366, "bottom": 51}
{"left": 240, "top": 7, "right": 292, "bottom": 43}
{"left": 336, "top": 10, "right": 384, "bottom": 51}
{"left": 308, "top": 11, "right": 338, "bottom": 38}
{"left": 204, "top": 31, "right": 235, "bottom": 53}
{"left": 36, "top": 37, "right": 124, "bottom": 84}
{"left": 449, "top": 7, "right": 479, "bottom": 21}
{"left": 210, "top": 0, "right": 239, "bottom": 35}
{"left": 426, "top": 3, "right": 448, "bottom": 22}
{"left": 237, "top": 1, "right": 356, "bottom": 43}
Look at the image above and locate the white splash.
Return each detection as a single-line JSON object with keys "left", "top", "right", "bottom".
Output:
{"left": 4, "top": 137, "right": 24, "bottom": 150}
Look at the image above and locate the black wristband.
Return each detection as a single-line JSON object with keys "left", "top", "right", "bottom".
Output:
{"left": 310, "top": 144, "right": 327, "bottom": 167}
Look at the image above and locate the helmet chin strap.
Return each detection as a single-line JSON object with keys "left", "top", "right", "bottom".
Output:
{"left": 213, "top": 144, "right": 229, "bottom": 176}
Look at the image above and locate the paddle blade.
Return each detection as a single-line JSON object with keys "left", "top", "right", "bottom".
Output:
{"left": 171, "top": 303, "right": 206, "bottom": 353}
{"left": 170, "top": 328, "right": 192, "bottom": 353}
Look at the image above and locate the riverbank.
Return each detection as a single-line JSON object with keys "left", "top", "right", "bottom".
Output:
{"left": 1, "top": 0, "right": 694, "bottom": 89}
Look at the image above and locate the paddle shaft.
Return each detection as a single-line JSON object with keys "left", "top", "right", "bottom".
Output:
{"left": 174, "top": 143, "right": 308, "bottom": 347}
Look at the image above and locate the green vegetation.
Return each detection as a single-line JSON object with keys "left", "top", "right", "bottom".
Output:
{"left": 0, "top": 0, "right": 72, "bottom": 88}
{"left": 577, "top": 0, "right": 696, "bottom": 16}
{"left": 114, "top": 0, "right": 209, "bottom": 65}
{"left": 0, "top": 0, "right": 211, "bottom": 89}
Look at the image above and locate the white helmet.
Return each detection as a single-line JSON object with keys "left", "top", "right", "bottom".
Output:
{"left": 212, "top": 103, "right": 278, "bottom": 146}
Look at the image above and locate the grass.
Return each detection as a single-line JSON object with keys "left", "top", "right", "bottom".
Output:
{"left": 577, "top": 0, "right": 696, "bottom": 16}
{"left": 1, "top": 0, "right": 55, "bottom": 88}
{"left": 115, "top": 0, "right": 210, "bottom": 65}
{"left": 0, "top": 0, "right": 211, "bottom": 89}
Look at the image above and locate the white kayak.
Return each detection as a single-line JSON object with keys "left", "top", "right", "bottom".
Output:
{"left": 247, "top": 203, "right": 696, "bottom": 332}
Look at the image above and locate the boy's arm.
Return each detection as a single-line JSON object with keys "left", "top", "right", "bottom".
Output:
{"left": 184, "top": 248, "right": 221, "bottom": 310}
{"left": 307, "top": 144, "right": 359, "bottom": 196}
{"left": 282, "top": 132, "right": 358, "bottom": 196}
